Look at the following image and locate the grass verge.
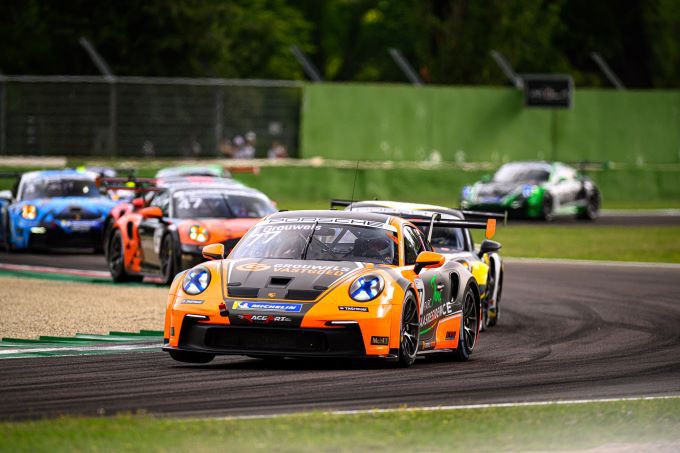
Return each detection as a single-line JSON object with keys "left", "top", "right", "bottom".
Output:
{"left": 473, "top": 226, "right": 680, "bottom": 263}
{"left": 1, "top": 398, "right": 678, "bottom": 452}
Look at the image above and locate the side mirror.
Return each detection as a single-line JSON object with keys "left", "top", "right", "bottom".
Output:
{"left": 480, "top": 174, "right": 492, "bottom": 183}
{"left": 0, "top": 190, "right": 13, "bottom": 201}
{"left": 132, "top": 198, "right": 145, "bottom": 209}
{"left": 139, "top": 206, "right": 163, "bottom": 219}
{"left": 479, "top": 239, "right": 502, "bottom": 256}
{"left": 414, "top": 251, "right": 445, "bottom": 274}
{"left": 202, "top": 243, "right": 225, "bottom": 261}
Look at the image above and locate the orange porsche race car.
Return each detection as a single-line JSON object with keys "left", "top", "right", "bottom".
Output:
{"left": 106, "top": 182, "right": 276, "bottom": 284}
{"left": 163, "top": 210, "right": 496, "bottom": 366}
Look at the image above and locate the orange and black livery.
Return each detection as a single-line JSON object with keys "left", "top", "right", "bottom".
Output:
{"left": 106, "top": 181, "right": 276, "bottom": 284}
{"left": 163, "top": 210, "right": 496, "bottom": 366}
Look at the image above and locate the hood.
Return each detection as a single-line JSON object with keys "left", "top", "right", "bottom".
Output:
{"left": 15, "top": 196, "right": 117, "bottom": 220}
{"left": 474, "top": 181, "right": 524, "bottom": 199}
{"left": 224, "top": 258, "right": 365, "bottom": 301}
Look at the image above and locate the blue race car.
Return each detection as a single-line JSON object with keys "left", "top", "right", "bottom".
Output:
{"left": 0, "top": 170, "right": 118, "bottom": 252}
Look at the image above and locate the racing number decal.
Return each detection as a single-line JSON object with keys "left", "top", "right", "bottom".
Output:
{"left": 414, "top": 278, "right": 425, "bottom": 313}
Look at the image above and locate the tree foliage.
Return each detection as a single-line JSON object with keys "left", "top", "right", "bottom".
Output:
{"left": 0, "top": 0, "right": 677, "bottom": 87}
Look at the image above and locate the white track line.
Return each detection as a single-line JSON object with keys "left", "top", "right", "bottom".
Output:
{"left": 203, "top": 395, "right": 680, "bottom": 421}
{"left": 0, "top": 343, "right": 162, "bottom": 358}
{"left": 0, "top": 262, "right": 110, "bottom": 278}
{"left": 505, "top": 257, "right": 680, "bottom": 269}
{"left": 601, "top": 209, "right": 680, "bottom": 217}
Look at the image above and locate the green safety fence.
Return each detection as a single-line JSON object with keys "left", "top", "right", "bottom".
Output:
{"left": 301, "top": 84, "right": 680, "bottom": 164}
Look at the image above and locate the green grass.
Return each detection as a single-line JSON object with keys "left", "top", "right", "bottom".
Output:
{"left": 473, "top": 226, "right": 680, "bottom": 263}
{"left": 1, "top": 398, "right": 678, "bottom": 452}
{"left": 3, "top": 162, "right": 680, "bottom": 209}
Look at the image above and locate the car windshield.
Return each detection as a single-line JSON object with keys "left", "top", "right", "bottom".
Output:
{"left": 172, "top": 190, "right": 276, "bottom": 219}
{"left": 231, "top": 221, "right": 399, "bottom": 265}
{"left": 418, "top": 225, "right": 466, "bottom": 251}
{"left": 493, "top": 164, "right": 550, "bottom": 183}
{"left": 21, "top": 178, "right": 99, "bottom": 201}
{"left": 157, "top": 167, "right": 222, "bottom": 178}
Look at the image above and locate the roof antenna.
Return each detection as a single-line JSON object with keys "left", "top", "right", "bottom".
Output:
{"left": 349, "top": 161, "right": 359, "bottom": 211}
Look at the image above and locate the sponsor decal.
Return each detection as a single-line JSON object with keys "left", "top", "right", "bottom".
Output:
{"left": 219, "top": 302, "right": 229, "bottom": 317}
{"left": 338, "top": 306, "right": 369, "bottom": 312}
{"left": 445, "top": 331, "right": 456, "bottom": 340}
{"left": 236, "top": 263, "right": 271, "bottom": 272}
{"left": 267, "top": 292, "right": 277, "bottom": 298}
{"left": 420, "top": 301, "right": 460, "bottom": 327}
{"left": 232, "top": 301, "right": 303, "bottom": 313}
{"left": 237, "top": 314, "right": 292, "bottom": 324}
{"left": 264, "top": 216, "right": 396, "bottom": 231}
{"left": 430, "top": 275, "right": 442, "bottom": 304}
{"left": 181, "top": 299, "right": 204, "bottom": 305}
{"left": 271, "top": 263, "right": 351, "bottom": 276}
{"left": 370, "top": 336, "right": 389, "bottom": 345}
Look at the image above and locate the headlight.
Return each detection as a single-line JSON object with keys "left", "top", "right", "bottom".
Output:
{"left": 182, "top": 266, "right": 211, "bottom": 295}
{"left": 189, "top": 225, "right": 209, "bottom": 242}
{"left": 521, "top": 185, "right": 537, "bottom": 198}
{"left": 349, "top": 274, "right": 384, "bottom": 302}
{"left": 21, "top": 205, "right": 37, "bottom": 220}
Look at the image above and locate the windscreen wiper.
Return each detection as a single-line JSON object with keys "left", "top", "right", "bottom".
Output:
{"left": 301, "top": 220, "right": 318, "bottom": 260}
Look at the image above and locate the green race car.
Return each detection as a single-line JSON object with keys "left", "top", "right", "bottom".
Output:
{"left": 460, "top": 161, "right": 600, "bottom": 220}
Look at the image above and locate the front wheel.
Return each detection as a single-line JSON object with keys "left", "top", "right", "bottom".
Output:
{"left": 452, "top": 284, "right": 479, "bottom": 361}
{"left": 578, "top": 190, "right": 600, "bottom": 221}
{"left": 398, "top": 293, "right": 420, "bottom": 367}
{"left": 540, "top": 194, "right": 554, "bottom": 221}
{"left": 168, "top": 349, "right": 215, "bottom": 364}
{"left": 108, "top": 229, "right": 143, "bottom": 283}
{"left": 159, "top": 234, "right": 178, "bottom": 285}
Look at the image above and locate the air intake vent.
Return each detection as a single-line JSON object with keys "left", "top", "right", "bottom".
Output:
{"left": 268, "top": 277, "right": 292, "bottom": 287}
{"left": 285, "top": 289, "right": 323, "bottom": 301}
{"left": 227, "top": 287, "right": 259, "bottom": 298}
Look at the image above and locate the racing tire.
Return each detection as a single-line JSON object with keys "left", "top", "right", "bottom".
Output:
{"left": 480, "top": 264, "right": 496, "bottom": 331}
{"left": 578, "top": 190, "right": 601, "bottom": 221}
{"left": 452, "top": 284, "right": 479, "bottom": 362}
{"left": 541, "top": 194, "right": 554, "bottom": 222}
{"left": 108, "top": 229, "right": 143, "bottom": 283}
{"left": 487, "top": 269, "right": 502, "bottom": 327}
{"left": 168, "top": 349, "right": 215, "bottom": 364}
{"left": 159, "top": 234, "right": 178, "bottom": 285}
{"left": 398, "top": 292, "right": 420, "bottom": 367}
{"left": 101, "top": 216, "right": 113, "bottom": 258}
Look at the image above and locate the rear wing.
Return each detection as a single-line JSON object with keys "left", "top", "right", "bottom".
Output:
{"left": 330, "top": 199, "right": 352, "bottom": 209}
{"left": 459, "top": 209, "right": 508, "bottom": 226}
{"left": 98, "top": 177, "right": 161, "bottom": 193}
{"left": 368, "top": 211, "right": 498, "bottom": 240}
{"left": 407, "top": 215, "right": 497, "bottom": 241}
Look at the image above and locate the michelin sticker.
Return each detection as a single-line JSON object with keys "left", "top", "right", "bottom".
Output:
{"left": 232, "top": 301, "right": 303, "bottom": 313}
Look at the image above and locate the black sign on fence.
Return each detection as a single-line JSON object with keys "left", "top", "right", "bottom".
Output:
{"left": 523, "top": 74, "right": 573, "bottom": 108}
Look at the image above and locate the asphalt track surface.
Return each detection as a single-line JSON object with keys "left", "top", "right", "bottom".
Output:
{"left": 1, "top": 260, "right": 679, "bottom": 420}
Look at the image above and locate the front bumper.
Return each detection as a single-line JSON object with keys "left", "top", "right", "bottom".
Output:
{"left": 162, "top": 319, "right": 396, "bottom": 359}
{"left": 461, "top": 200, "right": 539, "bottom": 219}
{"left": 20, "top": 222, "right": 104, "bottom": 249}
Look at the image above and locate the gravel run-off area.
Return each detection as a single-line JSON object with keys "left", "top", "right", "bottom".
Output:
{"left": 0, "top": 276, "right": 168, "bottom": 338}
